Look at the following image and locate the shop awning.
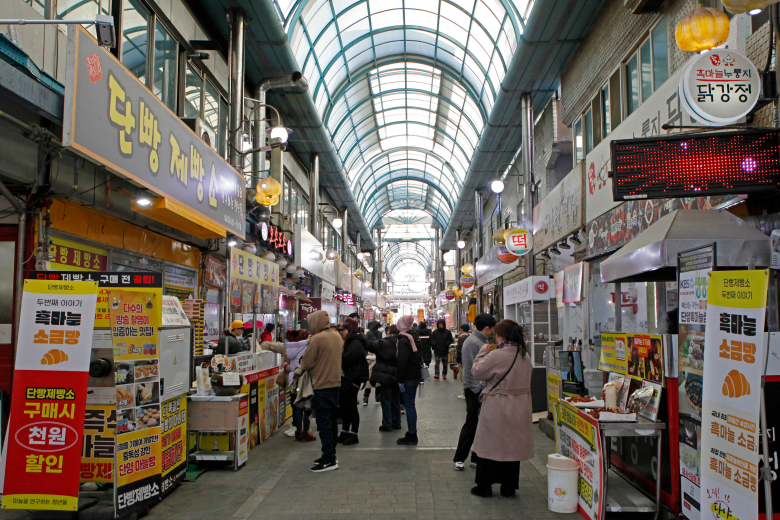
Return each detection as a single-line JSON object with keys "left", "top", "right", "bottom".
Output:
{"left": 132, "top": 198, "right": 226, "bottom": 239}
{"left": 600, "top": 210, "right": 772, "bottom": 283}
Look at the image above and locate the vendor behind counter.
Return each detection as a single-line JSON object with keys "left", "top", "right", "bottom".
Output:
{"left": 215, "top": 320, "right": 252, "bottom": 355}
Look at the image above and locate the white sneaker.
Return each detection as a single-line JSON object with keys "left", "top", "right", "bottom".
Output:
{"left": 453, "top": 462, "right": 465, "bottom": 471}
{"left": 470, "top": 462, "right": 477, "bottom": 468}
{"left": 285, "top": 427, "right": 296, "bottom": 437}
{"left": 375, "top": 401, "right": 381, "bottom": 405}
{"left": 362, "top": 402, "right": 368, "bottom": 406}
{"left": 457, "top": 395, "right": 466, "bottom": 400}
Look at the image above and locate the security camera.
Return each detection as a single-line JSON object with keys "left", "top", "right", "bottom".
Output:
{"left": 95, "top": 15, "right": 116, "bottom": 48}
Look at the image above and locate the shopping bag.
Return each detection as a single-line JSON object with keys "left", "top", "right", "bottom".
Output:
{"left": 418, "top": 383, "right": 425, "bottom": 398}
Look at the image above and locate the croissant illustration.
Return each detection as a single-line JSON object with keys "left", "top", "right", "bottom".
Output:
{"left": 722, "top": 369, "right": 751, "bottom": 398}
{"left": 41, "top": 349, "right": 68, "bottom": 365}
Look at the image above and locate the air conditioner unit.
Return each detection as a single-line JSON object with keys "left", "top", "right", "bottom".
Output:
{"left": 181, "top": 117, "right": 217, "bottom": 151}
{"left": 624, "top": 0, "right": 665, "bottom": 14}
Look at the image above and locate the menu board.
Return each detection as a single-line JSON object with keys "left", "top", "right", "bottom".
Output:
{"left": 677, "top": 245, "right": 714, "bottom": 518}
{"left": 109, "top": 290, "right": 163, "bottom": 516}
{"left": 700, "top": 270, "right": 768, "bottom": 520}
{"left": 598, "top": 332, "right": 662, "bottom": 384}
{"left": 556, "top": 402, "right": 604, "bottom": 520}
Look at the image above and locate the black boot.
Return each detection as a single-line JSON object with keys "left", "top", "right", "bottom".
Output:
{"left": 343, "top": 433, "right": 359, "bottom": 445}
{"left": 396, "top": 432, "right": 418, "bottom": 445}
{"left": 336, "top": 431, "right": 349, "bottom": 444}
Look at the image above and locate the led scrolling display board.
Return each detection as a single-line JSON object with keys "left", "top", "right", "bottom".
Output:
{"left": 611, "top": 129, "right": 780, "bottom": 201}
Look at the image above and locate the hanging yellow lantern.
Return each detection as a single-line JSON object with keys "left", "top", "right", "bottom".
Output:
{"left": 721, "top": 0, "right": 780, "bottom": 14}
{"left": 503, "top": 228, "right": 514, "bottom": 243}
{"left": 355, "top": 268, "right": 364, "bottom": 277}
{"left": 461, "top": 263, "right": 474, "bottom": 274}
{"left": 675, "top": 3, "right": 730, "bottom": 53}
{"left": 492, "top": 228, "right": 507, "bottom": 244}
{"left": 256, "top": 177, "right": 282, "bottom": 206}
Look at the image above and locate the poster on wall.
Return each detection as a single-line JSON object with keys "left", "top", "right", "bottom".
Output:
{"left": 562, "top": 263, "right": 583, "bottom": 303}
{"left": 109, "top": 289, "right": 163, "bottom": 516}
{"left": 556, "top": 402, "right": 603, "bottom": 520}
{"left": 677, "top": 245, "right": 714, "bottom": 519}
{"left": 1, "top": 280, "right": 99, "bottom": 511}
{"left": 160, "top": 396, "right": 187, "bottom": 495}
{"left": 700, "top": 270, "right": 768, "bottom": 520}
{"left": 163, "top": 265, "right": 197, "bottom": 300}
{"left": 81, "top": 405, "right": 117, "bottom": 483}
{"left": 598, "top": 332, "right": 662, "bottom": 384}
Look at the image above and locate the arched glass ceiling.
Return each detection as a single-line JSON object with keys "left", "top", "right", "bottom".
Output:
{"left": 382, "top": 209, "right": 436, "bottom": 240}
{"left": 384, "top": 241, "right": 432, "bottom": 277}
{"left": 364, "top": 179, "right": 453, "bottom": 229}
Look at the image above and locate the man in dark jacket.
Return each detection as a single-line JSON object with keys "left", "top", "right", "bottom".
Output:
{"left": 367, "top": 325, "right": 402, "bottom": 432}
{"left": 417, "top": 322, "right": 432, "bottom": 366}
{"left": 431, "top": 319, "right": 454, "bottom": 380}
{"left": 367, "top": 320, "right": 382, "bottom": 342}
{"left": 396, "top": 316, "right": 423, "bottom": 446}
{"left": 215, "top": 320, "right": 248, "bottom": 355}
{"left": 338, "top": 318, "right": 369, "bottom": 446}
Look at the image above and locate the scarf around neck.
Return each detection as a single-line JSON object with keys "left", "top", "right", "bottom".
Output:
{"left": 396, "top": 316, "right": 418, "bottom": 352}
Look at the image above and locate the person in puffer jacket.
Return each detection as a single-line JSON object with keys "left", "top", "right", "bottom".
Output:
{"left": 337, "top": 318, "right": 369, "bottom": 446}
{"left": 417, "top": 322, "right": 432, "bottom": 366}
{"left": 367, "top": 325, "right": 401, "bottom": 431}
{"left": 431, "top": 319, "right": 454, "bottom": 379}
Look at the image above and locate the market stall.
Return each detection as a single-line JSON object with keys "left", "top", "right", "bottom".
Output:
{"left": 590, "top": 209, "right": 773, "bottom": 519}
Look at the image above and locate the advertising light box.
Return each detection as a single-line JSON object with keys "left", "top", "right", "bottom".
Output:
{"left": 611, "top": 129, "right": 780, "bottom": 201}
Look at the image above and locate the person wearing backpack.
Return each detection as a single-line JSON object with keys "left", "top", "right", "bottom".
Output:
{"left": 337, "top": 318, "right": 369, "bottom": 446}
{"left": 431, "top": 319, "right": 454, "bottom": 379}
{"left": 367, "top": 324, "right": 401, "bottom": 432}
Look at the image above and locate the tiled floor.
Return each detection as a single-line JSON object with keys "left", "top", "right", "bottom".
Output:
{"left": 0, "top": 378, "right": 571, "bottom": 520}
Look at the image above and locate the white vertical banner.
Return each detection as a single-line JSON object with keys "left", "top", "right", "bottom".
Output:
{"left": 700, "top": 270, "right": 768, "bottom": 520}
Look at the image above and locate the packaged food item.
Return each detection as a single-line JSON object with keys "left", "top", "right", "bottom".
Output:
{"left": 626, "top": 386, "right": 654, "bottom": 414}
{"left": 602, "top": 378, "right": 624, "bottom": 410}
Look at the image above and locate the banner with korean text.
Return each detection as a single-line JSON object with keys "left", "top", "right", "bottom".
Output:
{"left": 109, "top": 290, "right": 163, "bottom": 516}
{"left": 700, "top": 270, "right": 768, "bottom": 520}
{"left": 2, "top": 279, "right": 99, "bottom": 511}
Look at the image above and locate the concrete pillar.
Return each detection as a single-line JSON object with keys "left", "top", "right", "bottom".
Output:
{"left": 310, "top": 156, "right": 319, "bottom": 240}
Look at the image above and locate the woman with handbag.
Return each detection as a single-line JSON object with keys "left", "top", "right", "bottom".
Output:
{"left": 470, "top": 320, "right": 534, "bottom": 498}
{"left": 395, "top": 315, "right": 423, "bottom": 446}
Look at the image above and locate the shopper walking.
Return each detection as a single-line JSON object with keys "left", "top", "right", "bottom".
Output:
{"left": 453, "top": 313, "right": 496, "bottom": 470}
{"left": 396, "top": 315, "right": 423, "bottom": 445}
{"left": 456, "top": 324, "right": 471, "bottom": 383}
{"left": 470, "top": 320, "right": 534, "bottom": 498}
{"left": 431, "top": 319, "right": 454, "bottom": 379}
{"left": 367, "top": 324, "right": 401, "bottom": 432}
{"left": 337, "top": 318, "right": 369, "bottom": 446}
{"left": 286, "top": 331, "right": 315, "bottom": 442}
{"left": 300, "top": 311, "right": 343, "bottom": 472}
{"left": 417, "top": 322, "right": 432, "bottom": 367}
{"left": 362, "top": 350, "right": 379, "bottom": 406}
{"left": 367, "top": 320, "right": 382, "bottom": 341}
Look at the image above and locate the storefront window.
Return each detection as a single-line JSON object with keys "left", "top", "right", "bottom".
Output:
{"left": 584, "top": 109, "right": 593, "bottom": 155}
{"left": 574, "top": 118, "right": 583, "bottom": 164}
{"left": 283, "top": 175, "right": 310, "bottom": 228}
{"left": 625, "top": 53, "right": 639, "bottom": 115}
{"left": 640, "top": 39, "right": 653, "bottom": 103}
{"left": 184, "top": 64, "right": 202, "bottom": 119}
{"left": 153, "top": 19, "right": 177, "bottom": 111}
{"left": 204, "top": 79, "right": 220, "bottom": 142}
{"left": 601, "top": 84, "right": 610, "bottom": 137}
{"left": 121, "top": 0, "right": 150, "bottom": 84}
{"left": 652, "top": 17, "right": 669, "bottom": 89}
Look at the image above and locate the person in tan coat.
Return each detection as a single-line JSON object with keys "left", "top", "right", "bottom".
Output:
{"left": 470, "top": 319, "right": 534, "bottom": 498}
{"left": 300, "top": 310, "right": 343, "bottom": 472}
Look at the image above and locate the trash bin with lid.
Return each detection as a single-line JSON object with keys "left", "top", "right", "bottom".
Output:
{"left": 547, "top": 453, "right": 579, "bottom": 513}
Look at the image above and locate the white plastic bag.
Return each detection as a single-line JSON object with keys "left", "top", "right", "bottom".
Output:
{"left": 196, "top": 366, "right": 214, "bottom": 396}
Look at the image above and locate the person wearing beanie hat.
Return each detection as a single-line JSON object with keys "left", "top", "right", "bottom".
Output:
{"left": 337, "top": 317, "right": 369, "bottom": 446}
{"left": 215, "top": 320, "right": 248, "bottom": 355}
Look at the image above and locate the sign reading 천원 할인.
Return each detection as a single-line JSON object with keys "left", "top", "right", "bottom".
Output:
{"left": 62, "top": 26, "right": 246, "bottom": 238}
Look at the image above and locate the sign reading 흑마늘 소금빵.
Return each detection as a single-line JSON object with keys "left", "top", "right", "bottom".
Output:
{"left": 62, "top": 26, "right": 245, "bottom": 239}
{"left": 2, "top": 280, "right": 99, "bottom": 511}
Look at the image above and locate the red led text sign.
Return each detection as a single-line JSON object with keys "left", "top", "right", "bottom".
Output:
{"left": 611, "top": 129, "right": 780, "bottom": 201}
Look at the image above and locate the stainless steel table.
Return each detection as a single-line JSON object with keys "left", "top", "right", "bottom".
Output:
{"left": 598, "top": 418, "right": 666, "bottom": 520}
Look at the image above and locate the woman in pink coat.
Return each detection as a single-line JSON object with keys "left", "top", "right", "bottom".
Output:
{"left": 470, "top": 319, "right": 534, "bottom": 498}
